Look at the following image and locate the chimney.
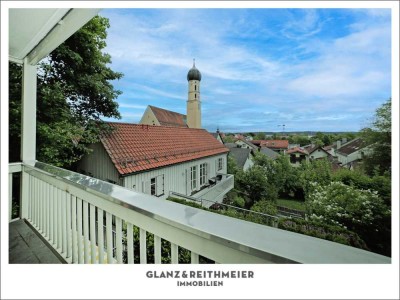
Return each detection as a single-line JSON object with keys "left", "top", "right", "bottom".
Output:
{"left": 336, "top": 140, "right": 342, "bottom": 149}
{"left": 342, "top": 137, "right": 347, "bottom": 144}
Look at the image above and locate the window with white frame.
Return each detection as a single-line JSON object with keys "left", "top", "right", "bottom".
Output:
{"left": 200, "top": 163, "right": 207, "bottom": 186}
{"left": 150, "top": 177, "right": 156, "bottom": 196}
{"left": 190, "top": 166, "right": 197, "bottom": 190}
{"left": 149, "top": 175, "right": 164, "bottom": 196}
{"left": 218, "top": 158, "right": 223, "bottom": 171}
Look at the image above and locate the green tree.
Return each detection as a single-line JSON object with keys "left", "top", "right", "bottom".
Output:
{"left": 9, "top": 16, "right": 123, "bottom": 167}
{"left": 361, "top": 99, "right": 391, "bottom": 176}
{"left": 227, "top": 154, "right": 240, "bottom": 175}
{"left": 235, "top": 166, "right": 273, "bottom": 208}
{"left": 322, "top": 134, "right": 333, "bottom": 146}
{"left": 254, "top": 132, "right": 266, "bottom": 140}
{"left": 299, "top": 158, "right": 332, "bottom": 195}
{"left": 223, "top": 135, "right": 235, "bottom": 143}
{"left": 253, "top": 152, "right": 302, "bottom": 199}
{"left": 306, "top": 181, "right": 391, "bottom": 256}
{"left": 288, "top": 135, "right": 311, "bottom": 146}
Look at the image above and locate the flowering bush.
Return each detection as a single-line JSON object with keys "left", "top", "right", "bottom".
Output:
{"left": 278, "top": 218, "right": 368, "bottom": 250}
{"left": 307, "top": 182, "right": 388, "bottom": 228}
{"left": 306, "top": 181, "right": 391, "bottom": 255}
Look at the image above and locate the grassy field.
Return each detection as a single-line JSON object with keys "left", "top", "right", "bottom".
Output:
{"left": 276, "top": 199, "right": 306, "bottom": 211}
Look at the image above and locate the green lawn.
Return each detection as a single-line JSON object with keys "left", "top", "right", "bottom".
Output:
{"left": 276, "top": 199, "right": 306, "bottom": 211}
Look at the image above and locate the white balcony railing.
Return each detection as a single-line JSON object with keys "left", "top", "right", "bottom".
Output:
{"left": 190, "top": 174, "right": 234, "bottom": 208}
{"left": 9, "top": 161, "right": 390, "bottom": 264}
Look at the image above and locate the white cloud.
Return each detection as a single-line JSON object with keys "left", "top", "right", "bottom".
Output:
{"left": 118, "top": 103, "right": 147, "bottom": 109}
{"left": 281, "top": 10, "right": 323, "bottom": 40}
{"left": 100, "top": 8, "right": 392, "bottom": 132}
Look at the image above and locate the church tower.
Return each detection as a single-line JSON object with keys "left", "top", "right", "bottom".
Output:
{"left": 186, "top": 59, "right": 202, "bottom": 129}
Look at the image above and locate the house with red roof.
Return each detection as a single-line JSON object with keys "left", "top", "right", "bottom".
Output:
{"left": 286, "top": 147, "right": 309, "bottom": 166}
{"left": 78, "top": 122, "right": 233, "bottom": 207}
{"left": 251, "top": 140, "right": 289, "bottom": 153}
{"left": 304, "top": 145, "right": 331, "bottom": 160}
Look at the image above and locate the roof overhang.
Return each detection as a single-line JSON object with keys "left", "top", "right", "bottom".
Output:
{"left": 9, "top": 8, "right": 101, "bottom": 65}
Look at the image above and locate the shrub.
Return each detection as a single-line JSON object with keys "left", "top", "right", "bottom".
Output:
{"left": 233, "top": 196, "right": 245, "bottom": 208}
{"left": 251, "top": 200, "right": 278, "bottom": 216}
{"left": 306, "top": 181, "right": 391, "bottom": 256}
{"left": 332, "top": 169, "right": 391, "bottom": 206}
{"left": 278, "top": 218, "right": 368, "bottom": 250}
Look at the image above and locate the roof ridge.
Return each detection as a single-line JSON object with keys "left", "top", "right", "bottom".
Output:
{"left": 149, "top": 105, "right": 186, "bottom": 116}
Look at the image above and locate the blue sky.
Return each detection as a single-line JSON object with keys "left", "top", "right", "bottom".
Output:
{"left": 99, "top": 8, "right": 391, "bottom": 133}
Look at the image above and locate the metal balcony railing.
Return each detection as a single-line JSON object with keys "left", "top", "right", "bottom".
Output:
{"left": 9, "top": 161, "right": 391, "bottom": 264}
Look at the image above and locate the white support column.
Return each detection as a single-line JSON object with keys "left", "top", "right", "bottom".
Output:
{"left": 20, "top": 60, "right": 37, "bottom": 220}
{"left": 21, "top": 58, "right": 37, "bottom": 165}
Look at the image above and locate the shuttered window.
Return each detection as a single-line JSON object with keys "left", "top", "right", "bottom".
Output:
{"left": 190, "top": 166, "right": 197, "bottom": 190}
{"left": 200, "top": 163, "right": 207, "bottom": 186}
{"left": 218, "top": 158, "right": 223, "bottom": 171}
{"left": 145, "top": 175, "right": 164, "bottom": 197}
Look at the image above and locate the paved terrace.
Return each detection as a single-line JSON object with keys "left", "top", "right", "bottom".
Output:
{"left": 9, "top": 219, "right": 65, "bottom": 264}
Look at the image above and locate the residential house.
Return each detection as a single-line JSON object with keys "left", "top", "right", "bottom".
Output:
{"left": 259, "top": 147, "right": 280, "bottom": 160}
{"left": 286, "top": 147, "right": 309, "bottom": 166}
{"left": 336, "top": 138, "right": 370, "bottom": 168}
{"left": 210, "top": 130, "right": 224, "bottom": 143}
{"left": 305, "top": 145, "right": 331, "bottom": 160}
{"left": 323, "top": 138, "right": 348, "bottom": 157}
{"left": 229, "top": 148, "right": 254, "bottom": 171}
{"left": 323, "top": 144, "right": 336, "bottom": 156}
{"left": 234, "top": 133, "right": 245, "bottom": 140}
{"left": 251, "top": 140, "right": 289, "bottom": 153}
{"left": 289, "top": 143, "right": 301, "bottom": 149}
{"left": 234, "top": 138, "right": 259, "bottom": 151}
{"left": 78, "top": 122, "right": 233, "bottom": 206}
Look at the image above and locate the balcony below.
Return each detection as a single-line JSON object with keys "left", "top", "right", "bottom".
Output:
{"left": 191, "top": 174, "right": 234, "bottom": 208}
{"left": 9, "top": 161, "right": 391, "bottom": 264}
{"left": 9, "top": 219, "right": 64, "bottom": 264}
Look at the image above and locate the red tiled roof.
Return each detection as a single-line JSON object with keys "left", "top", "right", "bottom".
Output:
{"left": 101, "top": 122, "right": 229, "bottom": 175}
{"left": 149, "top": 105, "right": 187, "bottom": 127}
{"left": 252, "top": 140, "right": 289, "bottom": 149}
{"left": 286, "top": 147, "right": 308, "bottom": 155}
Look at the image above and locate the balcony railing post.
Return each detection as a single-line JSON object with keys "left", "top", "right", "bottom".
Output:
{"left": 20, "top": 167, "right": 30, "bottom": 219}
{"left": 9, "top": 173, "right": 13, "bottom": 222}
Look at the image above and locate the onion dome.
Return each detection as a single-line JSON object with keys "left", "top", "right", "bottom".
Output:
{"left": 187, "top": 59, "right": 202, "bottom": 81}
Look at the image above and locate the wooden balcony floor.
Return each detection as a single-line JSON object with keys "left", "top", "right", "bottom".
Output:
{"left": 9, "top": 219, "right": 65, "bottom": 264}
